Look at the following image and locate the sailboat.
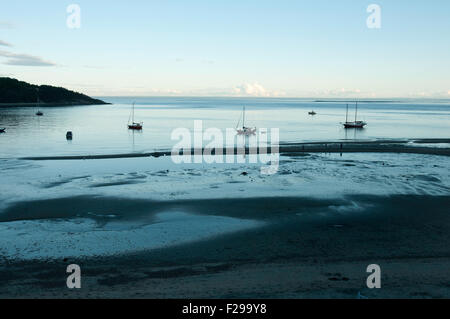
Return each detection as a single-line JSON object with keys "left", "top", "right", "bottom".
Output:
{"left": 236, "top": 106, "right": 256, "bottom": 135}
{"left": 128, "top": 102, "right": 143, "bottom": 130}
{"left": 343, "top": 102, "right": 367, "bottom": 129}
{"left": 35, "top": 88, "right": 43, "bottom": 116}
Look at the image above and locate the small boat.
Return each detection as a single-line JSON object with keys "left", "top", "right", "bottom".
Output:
{"left": 343, "top": 102, "right": 367, "bottom": 129}
{"left": 0, "top": 128, "right": 5, "bottom": 133}
{"left": 236, "top": 106, "right": 256, "bottom": 136}
{"left": 128, "top": 102, "right": 143, "bottom": 130}
{"left": 309, "top": 111, "right": 317, "bottom": 116}
{"left": 36, "top": 111, "right": 44, "bottom": 116}
{"left": 66, "top": 131, "right": 73, "bottom": 140}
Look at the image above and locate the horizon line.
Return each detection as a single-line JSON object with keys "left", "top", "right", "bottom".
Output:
{"left": 93, "top": 95, "right": 450, "bottom": 101}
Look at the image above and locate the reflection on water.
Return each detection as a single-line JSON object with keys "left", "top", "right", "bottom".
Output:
{"left": 128, "top": 129, "right": 143, "bottom": 153}
{"left": 0, "top": 97, "right": 449, "bottom": 158}
{"left": 344, "top": 128, "right": 364, "bottom": 140}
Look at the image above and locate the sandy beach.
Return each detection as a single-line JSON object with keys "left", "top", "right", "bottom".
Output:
{"left": 1, "top": 195, "right": 449, "bottom": 298}
{"left": 1, "top": 141, "right": 449, "bottom": 298}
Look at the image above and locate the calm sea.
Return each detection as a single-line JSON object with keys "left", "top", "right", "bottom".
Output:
{"left": 0, "top": 97, "right": 449, "bottom": 158}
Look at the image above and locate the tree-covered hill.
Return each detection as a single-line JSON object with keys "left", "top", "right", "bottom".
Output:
{"left": 0, "top": 78, "right": 108, "bottom": 105}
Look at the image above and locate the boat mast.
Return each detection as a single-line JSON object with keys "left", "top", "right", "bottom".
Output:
{"left": 355, "top": 101, "right": 358, "bottom": 122}
{"left": 243, "top": 106, "right": 246, "bottom": 128}
{"left": 132, "top": 102, "right": 135, "bottom": 124}
{"left": 37, "top": 88, "right": 40, "bottom": 111}
{"left": 346, "top": 103, "right": 349, "bottom": 123}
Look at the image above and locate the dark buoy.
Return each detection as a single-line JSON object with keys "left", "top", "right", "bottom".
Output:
{"left": 66, "top": 131, "right": 73, "bottom": 140}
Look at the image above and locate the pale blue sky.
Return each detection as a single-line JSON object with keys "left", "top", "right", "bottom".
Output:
{"left": 1, "top": 0, "right": 449, "bottom": 97}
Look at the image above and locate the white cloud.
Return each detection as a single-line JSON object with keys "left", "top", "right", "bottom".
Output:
{"left": 231, "top": 82, "right": 285, "bottom": 97}
{"left": 147, "top": 88, "right": 183, "bottom": 95}
{"left": 0, "top": 40, "right": 11, "bottom": 47}
{"left": 293, "top": 88, "right": 377, "bottom": 98}
{"left": 0, "top": 50, "right": 56, "bottom": 67}
{"left": 409, "top": 90, "right": 450, "bottom": 98}
{"left": 322, "top": 88, "right": 362, "bottom": 96}
{"left": 80, "top": 83, "right": 287, "bottom": 97}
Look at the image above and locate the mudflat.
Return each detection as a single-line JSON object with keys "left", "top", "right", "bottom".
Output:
{"left": 1, "top": 195, "right": 449, "bottom": 299}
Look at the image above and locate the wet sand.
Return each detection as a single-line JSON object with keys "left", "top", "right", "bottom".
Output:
{"left": 1, "top": 141, "right": 449, "bottom": 298}
{"left": 1, "top": 195, "right": 449, "bottom": 299}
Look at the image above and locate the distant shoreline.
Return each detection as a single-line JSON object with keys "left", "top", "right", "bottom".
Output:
{"left": 0, "top": 78, "right": 110, "bottom": 107}
{"left": 314, "top": 100, "right": 397, "bottom": 103}
{"left": 0, "top": 102, "right": 111, "bottom": 107}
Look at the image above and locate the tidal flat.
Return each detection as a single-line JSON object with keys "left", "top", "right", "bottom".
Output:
{"left": 0, "top": 150, "right": 449, "bottom": 298}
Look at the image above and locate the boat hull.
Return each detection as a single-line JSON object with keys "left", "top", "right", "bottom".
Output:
{"left": 128, "top": 124, "right": 143, "bottom": 130}
{"left": 343, "top": 122, "right": 367, "bottom": 129}
{"left": 236, "top": 127, "right": 256, "bottom": 136}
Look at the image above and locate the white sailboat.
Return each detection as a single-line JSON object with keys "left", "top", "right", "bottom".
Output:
{"left": 236, "top": 106, "right": 256, "bottom": 135}
{"left": 128, "top": 102, "right": 143, "bottom": 130}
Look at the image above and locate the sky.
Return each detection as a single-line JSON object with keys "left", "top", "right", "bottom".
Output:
{"left": 0, "top": 0, "right": 449, "bottom": 98}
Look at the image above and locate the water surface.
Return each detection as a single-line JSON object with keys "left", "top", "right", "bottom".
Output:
{"left": 0, "top": 97, "right": 449, "bottom": 158}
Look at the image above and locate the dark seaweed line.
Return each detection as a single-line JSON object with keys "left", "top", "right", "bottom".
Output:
{"left": 19, "top": 142, "right": 450, "bottom": 161}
